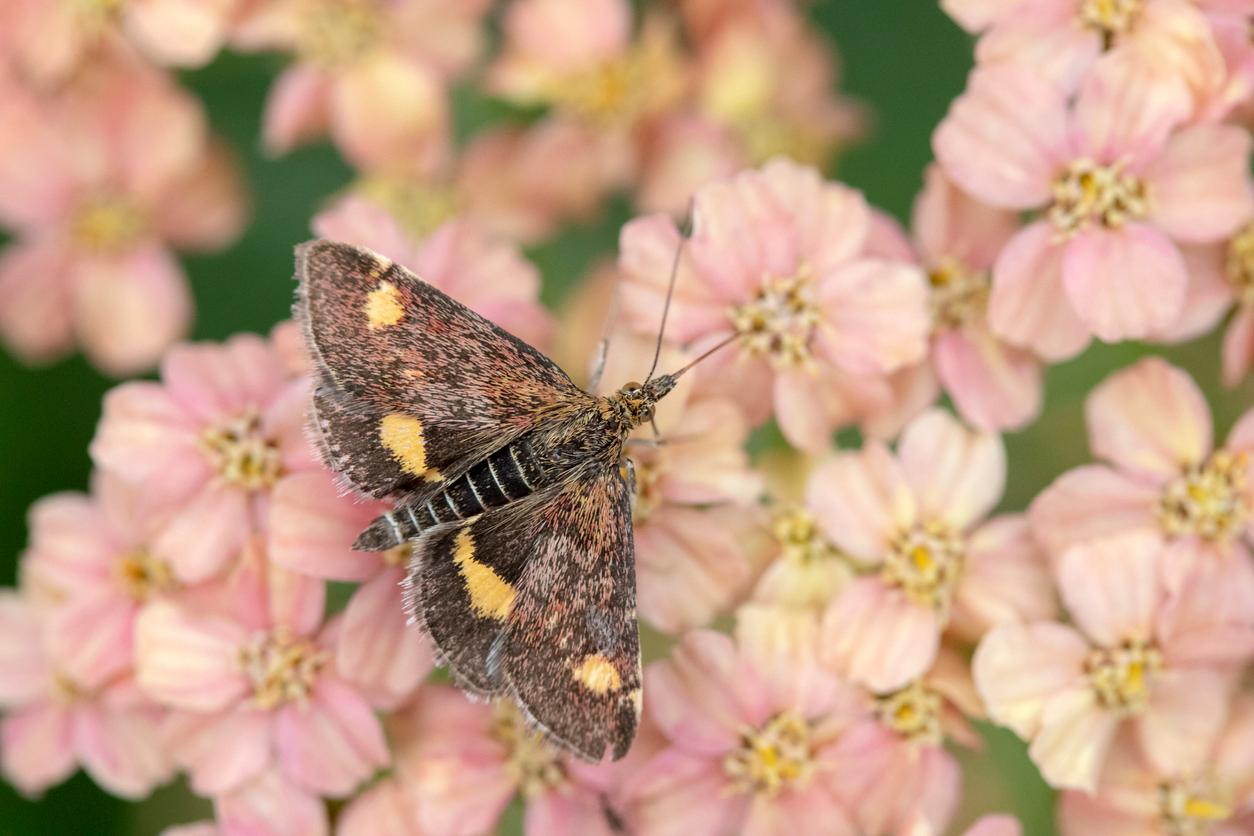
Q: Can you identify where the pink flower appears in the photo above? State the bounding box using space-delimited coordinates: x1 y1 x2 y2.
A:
619 158 931 451
133 542 389 803
1058 695 1254 835
233 0 490 169
0 591 172 798
91 334 315 583
268 470 434 709
1029 358 1254 577
973 532 1254 792
973 0 1226 102
378 684 643 835
870 165 1042 431
311 196 554 348
5 0 240 82
622 630 861 836
934 55 1254 347
0 60 246 374
813 408 1055 692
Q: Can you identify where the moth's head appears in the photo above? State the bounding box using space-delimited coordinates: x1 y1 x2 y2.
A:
614 375 676 428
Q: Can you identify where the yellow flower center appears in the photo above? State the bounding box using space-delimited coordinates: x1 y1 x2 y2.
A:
1225 222 1254 307
875 680 944 746
728 268 821 370
723 711 814 798
882 521 966 613
296 0 382 66
357 177 460 241
1086 640 1161 714
772 507 842 566
1158 451 1250 543
489 701 566 798
67 0 125 31
928 258 990 332
1079 0 1143 40
51 672 86 705
238 627 327 710
115 549 175 602
1049 159 1149 238
548 37 676 128
733 116 829 169
70 193 146 254
199 412 283 490
1159 775 1233 836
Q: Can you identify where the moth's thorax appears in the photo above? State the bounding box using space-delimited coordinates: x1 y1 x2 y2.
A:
603 375 677 431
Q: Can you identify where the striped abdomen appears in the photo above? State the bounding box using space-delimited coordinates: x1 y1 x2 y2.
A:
358 438 545 550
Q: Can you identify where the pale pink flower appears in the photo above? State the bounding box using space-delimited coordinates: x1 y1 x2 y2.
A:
311 196 553 348
619 158 931 451
158 768 332 836
973 532 1253 792
0 592 172 798
233 0 490 170
1058 695 1254 836
940 0 1023 32
973 0 1226 102
20 474 178 689
383 684 643 835
5 0 240 83
869 165 1042 431
813 408 1055 692
635 114 744 218
91 334 316 583
934 55 1254 347
268 470 434 709
0 60 246 374
134 542 389 803
621 630 861 836
1029 358 1254 579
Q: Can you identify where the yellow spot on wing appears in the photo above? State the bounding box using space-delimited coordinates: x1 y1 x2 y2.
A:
379 414 440 478
365 280 404 329
572 653 622 694
453 528 516 620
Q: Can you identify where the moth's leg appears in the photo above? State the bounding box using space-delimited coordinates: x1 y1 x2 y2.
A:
619 455 637 496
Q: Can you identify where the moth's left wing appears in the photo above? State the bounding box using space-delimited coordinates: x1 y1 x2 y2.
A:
405 465 641 760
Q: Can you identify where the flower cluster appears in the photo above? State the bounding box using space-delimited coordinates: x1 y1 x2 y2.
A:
1 1 1253 835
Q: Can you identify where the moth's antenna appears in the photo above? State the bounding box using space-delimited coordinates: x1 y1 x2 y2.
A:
668 331 742 380
645 203 694 382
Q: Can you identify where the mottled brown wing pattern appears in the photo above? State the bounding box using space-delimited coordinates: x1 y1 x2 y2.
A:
404 466 640 761
296 240 585 495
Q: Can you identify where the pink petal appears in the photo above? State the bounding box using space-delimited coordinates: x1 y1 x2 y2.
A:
263 67 332 155
0 239 74 364
1061 225 1188 342
1143 124 1254 244
898 407 1005 530
329 54 447 170
1 702 75 796
337 777 422 836
973 622 1089 738
525 788 616 836
22 491 117 601
773 367 895 454
0 593 50 707
1031 687 1120 792
743 784 858 836
806 444 914 561
1085 356 1212 479
1156 544 1254 667
265 556 326 638
150 483 251 584
269 473 383 582
932 64 1069 209
1156 243 1237 343
988 222 1091 361
953 515 1056 641
156 140 248 251
90 382 203 492
164 708 271 796
1027 465 1159 558
72 246 193 376
1222 305 1254 387
72 699 173 798
134 601 249 712
1056 533 1163 647
622 749 744 836
756 158 870 275
934 328 1042 431
161 333 287 422
0 80 76 228
1073 50 1190 167
214 768 329 836
814 259 931 375
46 590 134 691
820 577 940 692
274 676 389 796
618 213 724 343
963 814 1024 836
912 163 1019 270
311 194 422 269
1138 668 1231 777
335 568 434 709
124 0 228 67
861 361 942 441
939 0 1017 31
976 0 1102 93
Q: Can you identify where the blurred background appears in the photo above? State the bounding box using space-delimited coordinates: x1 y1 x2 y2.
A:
0 0 1249 833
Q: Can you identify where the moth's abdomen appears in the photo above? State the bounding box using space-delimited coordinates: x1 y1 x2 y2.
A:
353 438 544 550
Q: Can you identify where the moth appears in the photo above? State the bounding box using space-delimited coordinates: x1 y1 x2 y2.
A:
295 239 723 760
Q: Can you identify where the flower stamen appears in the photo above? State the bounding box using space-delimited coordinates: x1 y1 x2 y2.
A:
1085 640 1161 714
728 267 821 370
238 627 326 710
1049 159 1148 238
1158 451 1250 543
1079 0 1143 41
1225 222 1254 307
296 0 382 66
882 520 965 613
71 193 146 253
928 257 990 332
723 711 814 797
115 549 175 602
1158 775 1233 836
875 680 944 746
489 701 566 798
200 411 283 490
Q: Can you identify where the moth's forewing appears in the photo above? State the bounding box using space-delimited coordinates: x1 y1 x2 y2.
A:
296 240 585 494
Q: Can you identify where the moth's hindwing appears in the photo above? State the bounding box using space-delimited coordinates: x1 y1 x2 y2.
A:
406 467 641 760
296 240 586 497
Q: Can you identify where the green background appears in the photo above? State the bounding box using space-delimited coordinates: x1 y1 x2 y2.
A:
1 1 1249 833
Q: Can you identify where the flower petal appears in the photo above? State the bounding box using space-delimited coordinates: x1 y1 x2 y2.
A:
164 708 271 796
134 601 249 712
807 445 914 562
0 239 74 365
215 768 329 836
1056 533 1162 647
898 408 1005 530
814 259 930 376
274 676 389 797
953 515 1056 641
336 569 434 709
329 54 447 170
1144 124 1254 244
934 328 1042 432
1073 50 1189 167
1137 668 1231 777
820 577 939 692
1030 687 1119 792
973 622 1089 738
989 221 1091 361
73 699 173 799
1027 465 1159 558
1 702 75 796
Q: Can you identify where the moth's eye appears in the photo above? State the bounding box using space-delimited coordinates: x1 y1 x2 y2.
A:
623 380 642 392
